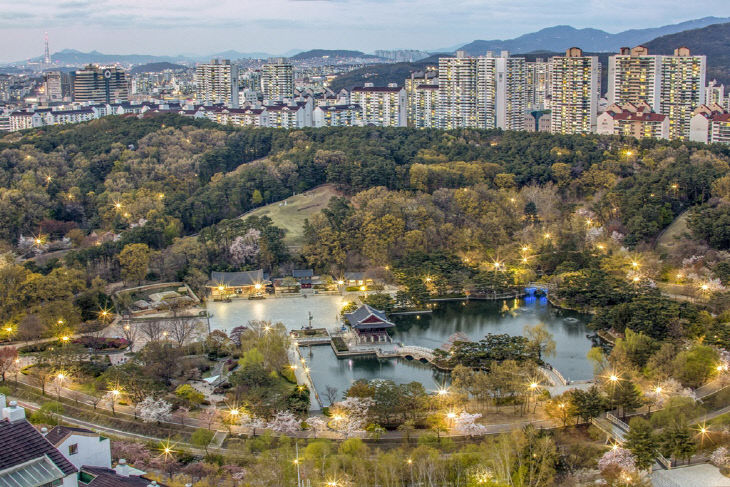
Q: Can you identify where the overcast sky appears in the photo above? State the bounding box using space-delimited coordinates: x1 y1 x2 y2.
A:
0 0 728 62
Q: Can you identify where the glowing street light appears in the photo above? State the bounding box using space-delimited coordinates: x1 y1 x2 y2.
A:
61 336 70 342
543 233 551 240
609 374 619 383
337 280 344 285
254 283 262 290
446 412 457 420
631 261 639 269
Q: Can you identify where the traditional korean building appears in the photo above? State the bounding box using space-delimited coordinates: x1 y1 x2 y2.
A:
344 304 395 343
208 270 265 299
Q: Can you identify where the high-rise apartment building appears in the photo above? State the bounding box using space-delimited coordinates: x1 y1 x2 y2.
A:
72 65 129 103
405 70 437 126
413 83 439 129
196 59 239 107
437 51 480 129
44 71 64 101
490 52 527 131
349 83 407 127
608 46 705 140
659 47 706 140
706 80 726 109
526 59 551 110
261 58 294 102
437 51 526 131
550 47 599 134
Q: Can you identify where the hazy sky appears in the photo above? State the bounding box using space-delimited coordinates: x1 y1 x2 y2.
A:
1 0 728 62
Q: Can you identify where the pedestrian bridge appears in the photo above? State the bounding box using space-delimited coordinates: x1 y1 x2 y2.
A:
395 345 436 363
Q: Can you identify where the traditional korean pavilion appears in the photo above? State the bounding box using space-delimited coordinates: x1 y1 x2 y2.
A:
344 304 395 343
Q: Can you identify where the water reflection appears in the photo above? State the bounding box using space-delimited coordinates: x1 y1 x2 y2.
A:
207 295 595 399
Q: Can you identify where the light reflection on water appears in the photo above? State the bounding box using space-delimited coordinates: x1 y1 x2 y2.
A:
206 295 595 399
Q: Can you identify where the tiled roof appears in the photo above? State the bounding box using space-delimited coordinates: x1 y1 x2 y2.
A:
45 425 95 446
608 111 666 122
345 304 395 329
351 86 402 93
0 418 77 476
292 269 314 278
210 270 264 287
81 466 161 486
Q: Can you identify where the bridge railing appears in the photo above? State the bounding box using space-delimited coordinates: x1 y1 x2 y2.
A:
606 413 629 432
656 452 672 470
396 346 436 360
590 417 619 441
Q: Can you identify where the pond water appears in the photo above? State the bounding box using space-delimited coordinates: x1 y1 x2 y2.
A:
207 294 595 400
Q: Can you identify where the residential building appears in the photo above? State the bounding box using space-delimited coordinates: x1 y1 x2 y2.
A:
405 70 437 126
608 46 705 140
437 50 526 131
608 46 660 110
412 83 439 128
550 47 600 134
73 65 129 103
44 71 65 101
437 51 480 129
597 101 669 139
689 104 730 144
526 58 551 110
196 59 239 107
350 84 407 127
659 47 706 140
45 425 112 470
525 110 551 132
0 397 78 487
705 80 725 108
313 104 362 127
261 58 294 102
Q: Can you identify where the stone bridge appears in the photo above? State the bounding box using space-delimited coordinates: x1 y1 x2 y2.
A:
395 345 436 363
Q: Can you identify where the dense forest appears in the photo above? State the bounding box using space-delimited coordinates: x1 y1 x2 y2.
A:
2 115 730 345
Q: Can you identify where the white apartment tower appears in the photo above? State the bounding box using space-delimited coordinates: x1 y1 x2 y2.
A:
437 50 526 131
196 59 239 107
608 46 705 140
527 59 551 110
262 58 294 102
550 47 599 134
659 47 706 140
349 83 407 127
437 51 480 129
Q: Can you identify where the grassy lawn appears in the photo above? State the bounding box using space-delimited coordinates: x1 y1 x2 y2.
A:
656 210 690 253
241 184 342 248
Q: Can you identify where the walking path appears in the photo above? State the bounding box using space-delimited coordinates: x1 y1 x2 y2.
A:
287 343 322 410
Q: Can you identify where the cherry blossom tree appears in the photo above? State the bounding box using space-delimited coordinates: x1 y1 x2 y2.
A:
229 229 261 265
647 378 696 409
267 411 302 435
452 411 487 436
598 447 637 474
330 397 374 438
306 416 329 437
137 396 172 423
711 447 729 468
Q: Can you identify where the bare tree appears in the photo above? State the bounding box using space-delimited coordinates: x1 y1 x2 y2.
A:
138 319 164 342
116 320 140 349
325 385 339 406
168 318 205 348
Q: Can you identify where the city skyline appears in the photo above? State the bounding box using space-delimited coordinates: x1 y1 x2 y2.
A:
1 1 729 63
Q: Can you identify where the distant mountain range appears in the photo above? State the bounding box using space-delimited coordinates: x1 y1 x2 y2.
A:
290 49 380 61
456 16 730 55
130 62 188 74
330 21 730 92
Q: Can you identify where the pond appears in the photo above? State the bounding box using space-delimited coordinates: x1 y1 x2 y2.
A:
206 294 596 401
